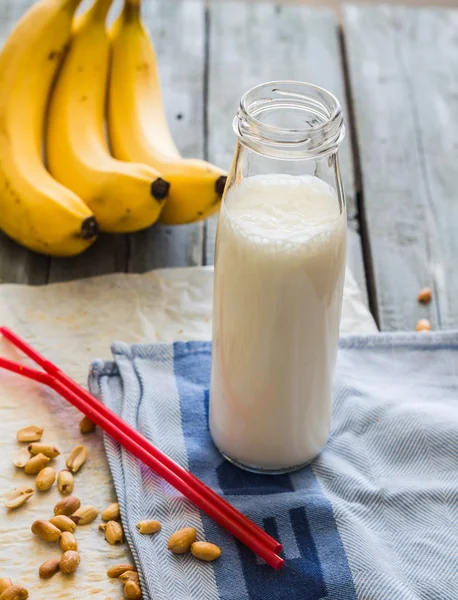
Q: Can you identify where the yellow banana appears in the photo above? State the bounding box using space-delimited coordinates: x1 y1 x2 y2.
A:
108 0 227 226
0 0 98 256
46 0 170 234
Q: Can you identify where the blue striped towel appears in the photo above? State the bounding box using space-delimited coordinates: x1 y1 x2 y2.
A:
89 332 458 600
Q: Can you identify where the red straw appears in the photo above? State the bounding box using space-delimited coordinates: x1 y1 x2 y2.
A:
0 328 284 569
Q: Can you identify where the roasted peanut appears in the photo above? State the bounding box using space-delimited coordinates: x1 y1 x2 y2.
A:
66 445 88 473
28 443 60 459
136 520 161 535
16 425 43 443
4 486 34 509
60 531 78 552
191 541 222 562
106 564 136 578
71 505 98 525
54 496 80 516
416 318 432 332
98 523 107 532
31 520 62 542
105 520 123 545
24 453 50 475
60 551 80 574
0 578 13 594
417 287 432 304
0 584 28 600
57 470 74 495
167 527 197 554
35 467 56 491
79 416 96 434
120 571 139 584
49 515 76 533
13 448 30 468
39 558 60 579
101 502 120 522
124 580 142 600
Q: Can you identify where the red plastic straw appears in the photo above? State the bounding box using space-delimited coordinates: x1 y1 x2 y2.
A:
0 328 284 569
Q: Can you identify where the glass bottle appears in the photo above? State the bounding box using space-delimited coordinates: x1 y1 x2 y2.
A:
209 81 347 474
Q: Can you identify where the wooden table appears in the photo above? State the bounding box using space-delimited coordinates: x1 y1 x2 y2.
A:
1 0 455 332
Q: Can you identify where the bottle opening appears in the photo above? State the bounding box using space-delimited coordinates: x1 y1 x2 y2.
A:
235 81 345 160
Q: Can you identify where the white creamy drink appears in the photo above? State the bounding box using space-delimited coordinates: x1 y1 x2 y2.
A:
210 173 346 472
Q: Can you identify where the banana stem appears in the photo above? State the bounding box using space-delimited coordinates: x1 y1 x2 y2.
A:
89 0 114 20
124 0 142 19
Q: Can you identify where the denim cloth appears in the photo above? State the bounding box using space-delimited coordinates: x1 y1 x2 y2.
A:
89 332 458 600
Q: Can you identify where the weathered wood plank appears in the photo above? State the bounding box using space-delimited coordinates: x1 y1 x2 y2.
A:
344 4 458 330
0 0 49 284
205 2 368 308
127 0 205 272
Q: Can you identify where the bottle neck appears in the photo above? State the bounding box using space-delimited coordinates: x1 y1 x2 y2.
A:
234 81 345 160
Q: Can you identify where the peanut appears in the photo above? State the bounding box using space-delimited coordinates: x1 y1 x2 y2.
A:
54 496 80 516
31 520 62 542
35 467 56 491
167 527 197 554
79 416 96 434
191 541 222 562
105 520 123 545
57 470 74 495
0 584 28 600
101 502 120 521
49 515 76 533
4 486 34 509
136 520 161 535
0 578 13 594
28 443 60 459
60 551 80 575
120 571 139 584
98 523 107 532
66 445 88 473
60 531 78 552
16 425 43 443
24 453 50 475
416 318 431 332
106 564 136 578
13 448 30 468
124 580 142 600
38 558 60 580
417 287 432 304
71 505 98 525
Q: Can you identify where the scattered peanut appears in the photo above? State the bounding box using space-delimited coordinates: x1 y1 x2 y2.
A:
31 520 62 542
66 445 88 473
136 520 161 535
102 502 120 522
13 448 30 468
49 515 77 532
0 584 28 600
60 531 78 552
38 558 60 580
167 527 197 554
35 467 56 491
98 523 107 532
57 470 74 495
124 580 142 600
106 564 136 578
28 443 60 459
0 578 13 594
417 287 432 304
120 571 139 584
71 505 98 525
416 318 431 332
16 425 43 443
79 416 96 434
105 520 123 545
60 550 80 575
191 541 222 562
24 453 50 475
54 496 80 516
4 486 34 509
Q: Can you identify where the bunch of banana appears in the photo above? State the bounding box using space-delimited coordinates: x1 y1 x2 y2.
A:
108 0 227 225
0 0 98 256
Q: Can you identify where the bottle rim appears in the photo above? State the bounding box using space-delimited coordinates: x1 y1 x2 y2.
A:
234 80 345 160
